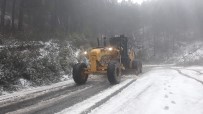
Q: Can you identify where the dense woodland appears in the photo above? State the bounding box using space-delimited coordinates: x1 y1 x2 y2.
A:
0 0 203 39
0 0 203 60
0 0 203 90
0 0 202 47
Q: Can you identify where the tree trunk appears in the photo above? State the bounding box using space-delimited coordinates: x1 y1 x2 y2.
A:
172 34 175 54
53 0 58 28
11 0 16 32
0 0 7 33
18 0 25 30
50 0 56 29
153 34 156 56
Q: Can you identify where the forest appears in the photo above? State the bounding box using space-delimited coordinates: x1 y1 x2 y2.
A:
0 0 202 39
1 0 203 56
0 0 203 90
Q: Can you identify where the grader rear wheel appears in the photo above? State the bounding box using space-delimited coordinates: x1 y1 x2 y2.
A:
139 61 143 73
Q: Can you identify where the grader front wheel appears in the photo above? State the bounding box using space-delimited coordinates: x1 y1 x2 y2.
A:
107 61 121 85
73 63 88 85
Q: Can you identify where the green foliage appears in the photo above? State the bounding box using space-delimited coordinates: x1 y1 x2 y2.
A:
0 40 78 91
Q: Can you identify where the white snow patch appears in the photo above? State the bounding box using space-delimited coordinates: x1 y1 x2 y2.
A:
18 78 32 88
60 75 71 81
179 69 203 82
186 66 203 71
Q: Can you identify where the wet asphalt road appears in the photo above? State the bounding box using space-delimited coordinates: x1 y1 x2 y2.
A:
1 66 152 114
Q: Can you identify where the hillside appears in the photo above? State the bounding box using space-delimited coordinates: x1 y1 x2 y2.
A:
167 41 203 65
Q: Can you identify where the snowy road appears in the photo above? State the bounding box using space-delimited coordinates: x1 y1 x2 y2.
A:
1 65 203 114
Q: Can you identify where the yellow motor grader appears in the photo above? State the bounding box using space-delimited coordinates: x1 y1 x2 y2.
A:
73 35 142 85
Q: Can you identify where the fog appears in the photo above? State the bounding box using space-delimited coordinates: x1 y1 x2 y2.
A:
0 0 203 63
0 0 203 109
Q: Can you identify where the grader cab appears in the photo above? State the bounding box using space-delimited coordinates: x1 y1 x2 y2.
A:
73 35 142 85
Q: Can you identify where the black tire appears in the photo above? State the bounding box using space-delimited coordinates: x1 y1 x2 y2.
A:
139 61 143 73
73 63 88 85
132 60 138 69
132 60 138 75
132 60 142 75
107 61 121 84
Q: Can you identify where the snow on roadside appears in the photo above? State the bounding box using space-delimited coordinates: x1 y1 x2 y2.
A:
57 79 134 114
186 66 203 74
186 66 203 71
144 64 174 67
170 66 203 82
179 69 203 82
0 80 74 107
89 68 203 114
167 42 203 65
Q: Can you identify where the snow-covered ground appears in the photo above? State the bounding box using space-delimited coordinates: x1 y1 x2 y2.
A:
57 79 134 114
1 65 203 114
59 66 203 114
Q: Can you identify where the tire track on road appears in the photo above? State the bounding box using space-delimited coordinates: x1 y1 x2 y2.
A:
0 81 101 114
35 81 110 114
173 69 203 85
82 80 135 114
86 83 152 114
56 79 134 114
6 86 92 114
0 82 74 106
187 69 203 75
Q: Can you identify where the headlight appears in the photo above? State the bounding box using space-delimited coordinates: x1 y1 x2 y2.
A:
83 51 87 55
108 47 113 51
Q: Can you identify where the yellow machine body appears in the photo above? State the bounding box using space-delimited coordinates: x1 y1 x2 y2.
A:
84 47 120 74
84 47 135 74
